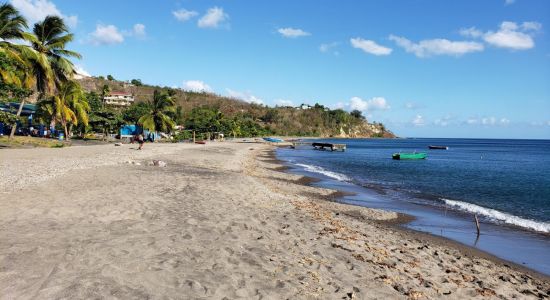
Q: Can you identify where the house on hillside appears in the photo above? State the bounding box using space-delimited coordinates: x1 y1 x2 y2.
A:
103 92 135 107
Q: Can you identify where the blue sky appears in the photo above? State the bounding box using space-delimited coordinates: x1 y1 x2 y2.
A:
10 0 550 138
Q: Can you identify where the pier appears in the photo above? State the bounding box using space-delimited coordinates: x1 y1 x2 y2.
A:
291 142 346 151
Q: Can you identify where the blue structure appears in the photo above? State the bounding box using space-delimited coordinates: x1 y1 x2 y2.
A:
120 124 161 141
120 124 139 137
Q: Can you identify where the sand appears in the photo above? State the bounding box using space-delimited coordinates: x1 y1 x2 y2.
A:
0 142 549 299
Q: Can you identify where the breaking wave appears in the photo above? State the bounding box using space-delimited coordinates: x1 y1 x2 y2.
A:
443 198 550 233
295 163 351 182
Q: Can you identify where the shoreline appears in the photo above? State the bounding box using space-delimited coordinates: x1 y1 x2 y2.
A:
267 147 550 281
1 142 549 298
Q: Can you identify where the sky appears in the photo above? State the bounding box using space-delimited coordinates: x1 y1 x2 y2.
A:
9 0 550 139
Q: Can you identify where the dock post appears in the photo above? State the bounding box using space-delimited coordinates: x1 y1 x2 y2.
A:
474 214 480 236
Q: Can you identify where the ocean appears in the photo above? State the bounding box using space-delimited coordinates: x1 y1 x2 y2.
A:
276 138 550 274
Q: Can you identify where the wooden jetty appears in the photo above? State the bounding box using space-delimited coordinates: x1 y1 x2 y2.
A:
312 142 346 151
290 141 346 151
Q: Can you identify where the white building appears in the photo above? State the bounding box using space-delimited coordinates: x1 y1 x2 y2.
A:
103 92 135 107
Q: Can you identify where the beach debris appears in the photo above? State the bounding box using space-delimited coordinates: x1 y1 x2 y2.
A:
148 160 167 167
125 160 141 166
114 142 122 146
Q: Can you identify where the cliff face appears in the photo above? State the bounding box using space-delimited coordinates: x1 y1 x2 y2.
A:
77 76 395 138
335 122 395 138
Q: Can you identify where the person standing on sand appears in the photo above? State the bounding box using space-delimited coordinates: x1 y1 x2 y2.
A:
137 133 144 150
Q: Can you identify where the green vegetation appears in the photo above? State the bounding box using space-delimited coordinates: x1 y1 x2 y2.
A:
1 3 82 139
0 135 66 148
1 3 393 141
138 90 176 132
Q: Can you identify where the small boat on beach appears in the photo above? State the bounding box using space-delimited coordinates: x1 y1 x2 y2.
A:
428 145 449 150
263 137 284 143
195 141 206 144
392 152 427 160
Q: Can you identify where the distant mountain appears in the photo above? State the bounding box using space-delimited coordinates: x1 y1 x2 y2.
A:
77 76 395 138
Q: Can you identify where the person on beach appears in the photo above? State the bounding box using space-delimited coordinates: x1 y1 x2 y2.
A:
137 133 144 150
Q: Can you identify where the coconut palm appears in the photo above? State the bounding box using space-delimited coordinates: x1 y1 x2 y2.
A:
36 81 89 140
138 90 176 133
0 3 39 138
0 3 26 38
28 15 81 95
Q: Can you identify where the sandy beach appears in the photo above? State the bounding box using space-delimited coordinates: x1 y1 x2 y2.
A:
1 142 549 299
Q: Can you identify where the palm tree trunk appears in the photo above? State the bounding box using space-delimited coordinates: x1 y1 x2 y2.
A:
63 122 69 141
8 99 25 139
68 123 73 141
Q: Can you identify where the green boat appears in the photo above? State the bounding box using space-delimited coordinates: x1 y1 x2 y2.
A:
392 152 427 160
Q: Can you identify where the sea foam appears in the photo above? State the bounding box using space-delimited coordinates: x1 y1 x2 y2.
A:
295 163 351 182
443 198 550 233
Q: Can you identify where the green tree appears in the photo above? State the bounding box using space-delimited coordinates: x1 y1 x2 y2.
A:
185 107 222 134
122 102 150 124
86 91 102 112
107 74 114 81
350 109 365 120
0 3 38 138
36 81 89 139
29 16 80 95
88 109 123 140
130 79 142 86
138 90 176 133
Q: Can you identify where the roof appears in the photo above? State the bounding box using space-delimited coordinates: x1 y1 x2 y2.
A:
0 102 37 116
108 92 133 96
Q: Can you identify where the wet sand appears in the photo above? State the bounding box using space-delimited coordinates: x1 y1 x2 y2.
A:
0 142 549 299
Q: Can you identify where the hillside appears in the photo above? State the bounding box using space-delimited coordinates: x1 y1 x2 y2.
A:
77 76 395 138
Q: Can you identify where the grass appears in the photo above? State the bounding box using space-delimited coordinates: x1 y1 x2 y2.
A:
0 136 69 148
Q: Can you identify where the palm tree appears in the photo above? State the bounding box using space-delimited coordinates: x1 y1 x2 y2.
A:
0 3 38 138
8 15 81 138
36 81 89 140
138 90 176 133
29 15 81 96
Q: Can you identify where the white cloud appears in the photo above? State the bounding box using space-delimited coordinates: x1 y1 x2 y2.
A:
504 0 515 5
483 21 539 50
404 102 425 110
459 27 483 38
466 116 511 126
89 24 124 45
332 102 345 110
319 42 340 55
433 115 454 127
350 38 392 56
500 118 510 125
275 99 293 106
73 65 90 79
226 89 264 105
389 35 484 57
349 96 390 112
521 21 542 31
198 7 229 29
412 115 425 127
173 9 198 22
183 80 212 92
132 23 146 38
11 0 78 27
278 27 310 38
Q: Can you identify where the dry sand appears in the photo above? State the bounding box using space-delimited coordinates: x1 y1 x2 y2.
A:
0 142 549 299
